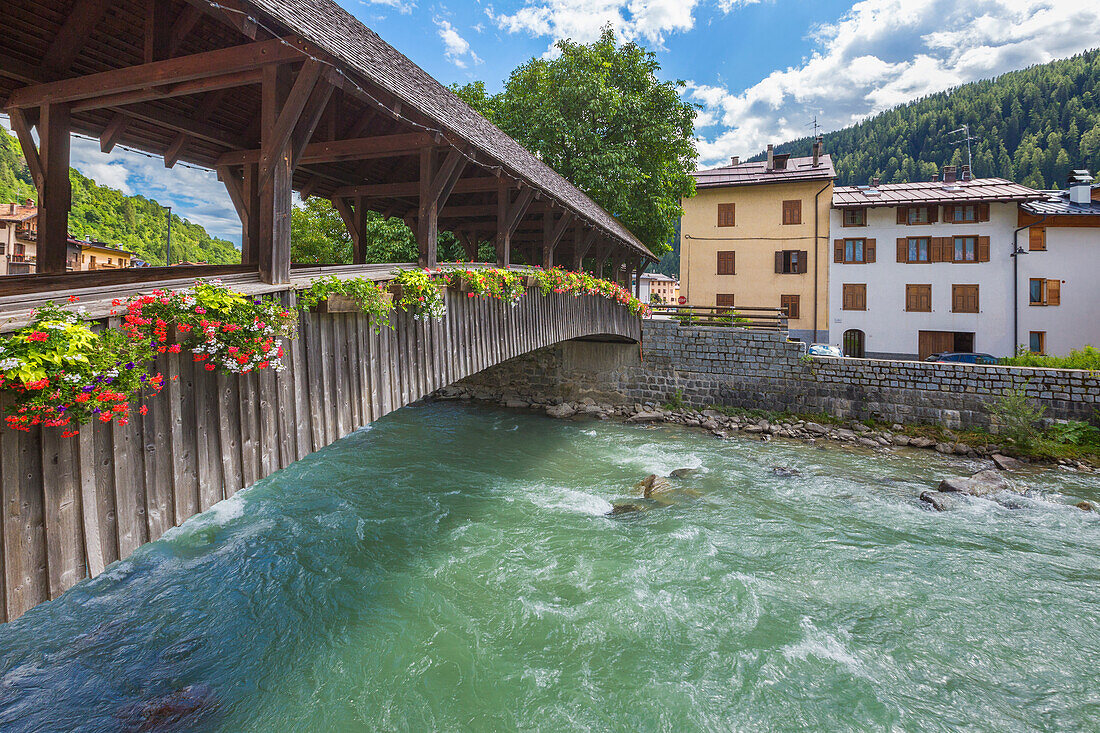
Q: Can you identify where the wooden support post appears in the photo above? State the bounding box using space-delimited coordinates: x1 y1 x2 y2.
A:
37 103 73 275
241 163 259 265
259 65 292 284
542 210 573 269
332 196 367 264
572 225 597 271
461 232 479 261
417 147 438 269
635 256 645 298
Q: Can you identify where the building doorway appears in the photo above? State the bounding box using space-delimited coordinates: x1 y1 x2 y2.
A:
918 331 974 360
842 329 865 358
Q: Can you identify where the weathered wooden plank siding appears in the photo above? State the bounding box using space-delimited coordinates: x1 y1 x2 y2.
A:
0 287 639 622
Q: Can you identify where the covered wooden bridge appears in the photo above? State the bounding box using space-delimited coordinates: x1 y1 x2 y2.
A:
0 0 655 622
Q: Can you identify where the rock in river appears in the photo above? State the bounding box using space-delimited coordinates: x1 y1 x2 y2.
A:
920 491 958 512
938 469 1013 497
545 403 576 419
992 453 1024 471
118 684 218 732
635 473 674 498
771 466 802 478
669 468 697 479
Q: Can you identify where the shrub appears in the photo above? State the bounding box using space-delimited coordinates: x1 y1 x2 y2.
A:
392 268 447 320
1001 345 1100 370
441 267 526 304
991 385 1046 449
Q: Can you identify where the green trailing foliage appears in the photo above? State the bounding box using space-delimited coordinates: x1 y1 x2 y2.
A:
756 49 1100 189
0 127 239 265
297 275 393 330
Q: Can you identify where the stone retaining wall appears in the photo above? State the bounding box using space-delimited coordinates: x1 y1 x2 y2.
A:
458 320 1100 429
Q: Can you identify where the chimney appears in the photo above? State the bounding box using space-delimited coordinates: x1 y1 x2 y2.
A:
1069 182 1092 205
871 177 880 187
7 203 15 216
25 198 34 207
943 166 957 184
812 136 823 167
766 144 774 171
960 164 971 182
730 156 740 166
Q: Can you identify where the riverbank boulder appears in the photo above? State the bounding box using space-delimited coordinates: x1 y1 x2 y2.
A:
920 491 959 511
938 469 1013 497
992 454 1024 471
545 403 576 419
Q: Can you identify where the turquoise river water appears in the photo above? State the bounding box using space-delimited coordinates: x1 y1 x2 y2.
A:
1 402 1099 731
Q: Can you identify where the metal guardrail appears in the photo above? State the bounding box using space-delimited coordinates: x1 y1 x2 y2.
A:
647 304 788 331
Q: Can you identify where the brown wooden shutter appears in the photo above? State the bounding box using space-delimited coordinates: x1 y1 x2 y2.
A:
930 238 942 262
798 251 809 273
775 251 785 273
943 204 955 222
978 203 990 222
834 240 844 263
717 250 735 275
897 237 908 263
1046 279 1060 306
927 205 939 223
865 239 876 263
977 236 990 262
896 206 907 225
717 203 735 227
716 293 736 307
1029 227 1046 251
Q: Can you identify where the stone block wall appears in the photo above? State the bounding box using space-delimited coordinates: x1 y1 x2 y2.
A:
458 320 1100 428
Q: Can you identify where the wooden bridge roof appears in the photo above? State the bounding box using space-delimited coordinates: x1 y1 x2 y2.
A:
0 0 653 262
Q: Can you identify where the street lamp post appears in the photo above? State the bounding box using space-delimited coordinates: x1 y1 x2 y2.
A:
165 206 172 266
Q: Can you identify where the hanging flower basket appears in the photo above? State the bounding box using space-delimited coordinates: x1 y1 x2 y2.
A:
524 274 539 288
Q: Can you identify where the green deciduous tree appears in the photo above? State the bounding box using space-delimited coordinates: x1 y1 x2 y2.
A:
454 27 697 256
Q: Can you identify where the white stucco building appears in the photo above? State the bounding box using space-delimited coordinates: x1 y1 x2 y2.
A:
1017 173 1100 356
633 272 680 304
828 168 1045 359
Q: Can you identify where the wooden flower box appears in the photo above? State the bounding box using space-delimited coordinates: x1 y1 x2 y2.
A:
388 282 445 302
311 294 361 313
524 274 539 288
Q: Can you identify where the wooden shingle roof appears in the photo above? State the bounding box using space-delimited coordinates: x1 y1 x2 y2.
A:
692 155 835 189
245 0 654 259
832 178 1045 208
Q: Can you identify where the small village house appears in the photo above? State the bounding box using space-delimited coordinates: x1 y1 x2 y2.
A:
74 237 135 270
1016 171 1100 356
633 272 679 303
829 166 1045 359
0 200 39 275
680 139 834 343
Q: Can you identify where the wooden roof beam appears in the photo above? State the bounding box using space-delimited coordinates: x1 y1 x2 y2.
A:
6 38 304 110
42 0 113 75
215 132 438 167
69 68 264 113
333 176 517 199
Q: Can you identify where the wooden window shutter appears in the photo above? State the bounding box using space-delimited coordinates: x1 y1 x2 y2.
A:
977 236 990 262
934 237 950 262
978 203 990 222
1046 279 1060 306
943 204 955 222
905 284 931 312
864 239 876 263
717 203 735 227
834 240 844 263
1029 227 1046 251
897 237 908 263
774 250 784 273
896 206 907 225
717 250 735 275
798 250 809 273
716 293 736 307
927 205 939 223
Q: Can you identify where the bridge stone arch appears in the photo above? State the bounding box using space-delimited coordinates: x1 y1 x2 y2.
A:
0 286 639 622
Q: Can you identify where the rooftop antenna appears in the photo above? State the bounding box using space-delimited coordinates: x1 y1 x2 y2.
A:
947 125 977 173
808 116 821 139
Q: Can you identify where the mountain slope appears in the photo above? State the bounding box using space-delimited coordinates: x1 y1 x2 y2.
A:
0 127 240 265
751 49 1100 188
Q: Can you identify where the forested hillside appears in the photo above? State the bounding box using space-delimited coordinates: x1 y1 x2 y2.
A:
0 127 239 265
752 49 1100 188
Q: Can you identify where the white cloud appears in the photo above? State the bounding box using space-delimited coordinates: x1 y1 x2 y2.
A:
488 0 707 47
358 0 416 14
687 0 1100 166
436 19 483 68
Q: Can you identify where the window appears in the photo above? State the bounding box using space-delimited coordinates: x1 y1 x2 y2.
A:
1029 331 1046 354
905 237 930 263
842 284 866 311
716 293 736 307
835 239 876 264
905 284 932 312
952 204 976 222
782 200 802 225
1029 278 1061 306
953 236 977 262
716 250 736 275
777 249 808 273
1029 227 1046 251
843 208 866 227
717 203 735 227
951 284 979 313
907 206 933 224
780 294 800 320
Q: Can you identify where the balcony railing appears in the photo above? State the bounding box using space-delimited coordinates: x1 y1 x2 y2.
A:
647 304 789 331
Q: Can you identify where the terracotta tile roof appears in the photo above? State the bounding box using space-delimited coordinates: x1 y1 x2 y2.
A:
246 0 653 259
692 155 835 189
832 178 1045 208
0 205 38 224
1021 189 1100 217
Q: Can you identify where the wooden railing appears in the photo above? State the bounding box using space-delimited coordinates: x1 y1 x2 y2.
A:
647 304 788 331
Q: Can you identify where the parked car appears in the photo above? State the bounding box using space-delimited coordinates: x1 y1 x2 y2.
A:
808 343 843 357
926 352 999 365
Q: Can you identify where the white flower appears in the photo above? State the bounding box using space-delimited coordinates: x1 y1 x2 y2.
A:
0 357 20 370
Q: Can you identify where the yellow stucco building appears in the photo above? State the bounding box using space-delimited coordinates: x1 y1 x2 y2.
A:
680 141 834 342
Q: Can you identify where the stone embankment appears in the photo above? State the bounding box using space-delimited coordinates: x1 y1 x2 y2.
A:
433 384 1096 473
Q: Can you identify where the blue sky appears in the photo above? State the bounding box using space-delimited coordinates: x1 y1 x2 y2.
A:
16 0 1100 245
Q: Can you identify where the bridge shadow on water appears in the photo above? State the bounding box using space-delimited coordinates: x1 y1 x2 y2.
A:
0 400 578 732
